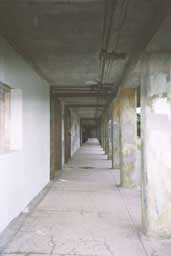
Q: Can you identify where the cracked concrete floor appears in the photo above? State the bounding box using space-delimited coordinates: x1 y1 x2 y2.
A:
1 139 171 256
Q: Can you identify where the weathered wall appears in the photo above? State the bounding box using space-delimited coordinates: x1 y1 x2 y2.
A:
70 109 80 156
0 36 50 233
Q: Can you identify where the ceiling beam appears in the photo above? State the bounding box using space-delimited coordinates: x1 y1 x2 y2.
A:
66 104 105 108
119 12 167 88
117 1 170 90
0 0 103 7
51 83 114 88
52 88 113 93
81 118 99 121
103 0 171 114
54 93 111 97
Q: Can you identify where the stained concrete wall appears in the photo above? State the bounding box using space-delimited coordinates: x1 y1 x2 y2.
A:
0 36 50 233
70 109 80 156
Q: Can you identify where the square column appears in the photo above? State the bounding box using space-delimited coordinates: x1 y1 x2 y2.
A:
101 116 104 150
112 99 120 169
108 109 112 160
104 114 107 154
105 114 110 159
108 119 112 160
119 88 137 187
141 53 171 238
100 119 102 146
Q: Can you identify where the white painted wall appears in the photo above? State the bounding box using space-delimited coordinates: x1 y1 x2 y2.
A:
70 110 80 156
0 36 50 233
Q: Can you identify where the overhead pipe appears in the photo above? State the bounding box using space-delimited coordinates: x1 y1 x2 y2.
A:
99 0 118 83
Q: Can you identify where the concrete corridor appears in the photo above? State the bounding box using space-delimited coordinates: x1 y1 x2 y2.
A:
1 139 171 256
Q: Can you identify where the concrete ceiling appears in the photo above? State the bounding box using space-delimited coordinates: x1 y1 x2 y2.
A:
0 0 103 86
0 0 170 118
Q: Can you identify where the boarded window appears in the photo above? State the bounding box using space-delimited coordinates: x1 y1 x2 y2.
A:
0 83 11 153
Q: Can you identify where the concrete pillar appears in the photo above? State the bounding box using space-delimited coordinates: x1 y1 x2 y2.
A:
101 116 105 150
111 109 114 166
104 113 110 158
61 101 65 167
99 119 103 146
104 115 107 154
108 114 112 160
80 121 82 146
103 117 105 151
111 99 120 169
108 118 112 160
101 118 105 149
97 119 101 143
119 88 137 187
100 119 102 146
50 91 57 179
108 108 112 160
50 94 63 179
107 112 111 160
107 120 111 160
141 53 171 238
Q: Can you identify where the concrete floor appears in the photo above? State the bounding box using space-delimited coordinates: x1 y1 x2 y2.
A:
1 139 171 256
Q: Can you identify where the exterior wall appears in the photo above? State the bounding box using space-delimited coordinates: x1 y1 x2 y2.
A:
0 36 50 233
70 109 80 156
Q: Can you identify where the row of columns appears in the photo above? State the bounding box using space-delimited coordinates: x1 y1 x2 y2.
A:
100 88 137 187
99 53 171 238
